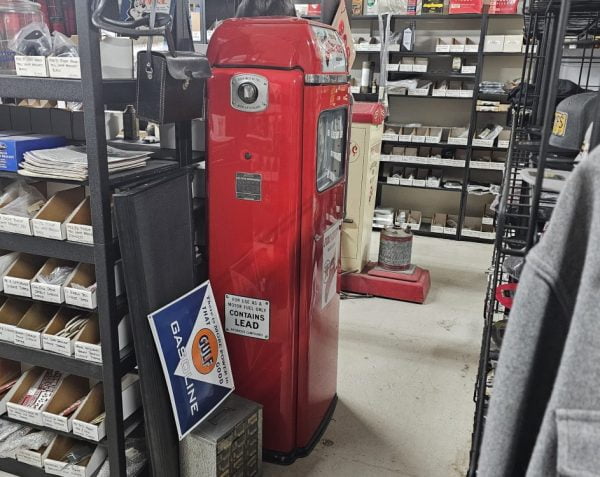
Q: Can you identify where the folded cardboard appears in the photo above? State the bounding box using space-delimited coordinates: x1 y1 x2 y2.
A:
74 316 131 364
4 254 47 298
64 264 97 309
43 435 107 477
32 188 86 241
15 56 49 77
42 309 86 357
42 375 89 433
0 134 65 172
431 213 447 234
72 375 141 442
7 367 58 426
31 258 77 304
14 303 58 349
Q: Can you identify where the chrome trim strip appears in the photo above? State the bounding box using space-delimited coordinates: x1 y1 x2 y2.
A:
305 74 351 85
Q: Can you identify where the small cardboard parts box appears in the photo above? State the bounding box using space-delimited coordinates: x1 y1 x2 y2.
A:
44 435 107 477
0 358 22 414
14 56 49 77
74 316 131 364
7 367 61 426
431 213 447 234
73 375 141 442
14 302 58 350
32 188 86 241
31 258 77 304
42 374 90 433
43 309 89 357
0 299 31 343
63 263 97 309
4 253 47 298
16 431 47 468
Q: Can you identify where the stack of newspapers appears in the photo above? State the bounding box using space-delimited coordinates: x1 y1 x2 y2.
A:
19 145 151 181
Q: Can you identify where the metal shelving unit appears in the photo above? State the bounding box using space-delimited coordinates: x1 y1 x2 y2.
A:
374 11 522 243
468 0 600 473
0 1 194 476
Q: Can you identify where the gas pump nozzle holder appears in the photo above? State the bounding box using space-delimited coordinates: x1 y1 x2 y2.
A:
207 17 350 463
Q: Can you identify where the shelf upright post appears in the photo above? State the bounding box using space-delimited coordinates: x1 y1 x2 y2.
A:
75 1 126 476
457 12 489 240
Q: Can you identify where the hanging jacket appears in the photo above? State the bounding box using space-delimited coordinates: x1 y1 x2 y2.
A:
478 152 600 476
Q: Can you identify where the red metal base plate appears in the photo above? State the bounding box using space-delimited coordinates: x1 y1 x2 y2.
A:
342 262 431 304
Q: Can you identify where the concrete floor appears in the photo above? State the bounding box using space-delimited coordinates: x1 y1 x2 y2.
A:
263 233 492 477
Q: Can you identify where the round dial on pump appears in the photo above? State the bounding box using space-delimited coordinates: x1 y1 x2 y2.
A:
238 82 259 104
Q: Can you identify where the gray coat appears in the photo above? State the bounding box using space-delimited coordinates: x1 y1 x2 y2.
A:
478 155 600 476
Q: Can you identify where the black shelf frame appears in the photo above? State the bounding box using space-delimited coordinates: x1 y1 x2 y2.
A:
0 1 193 476
376 11 521 241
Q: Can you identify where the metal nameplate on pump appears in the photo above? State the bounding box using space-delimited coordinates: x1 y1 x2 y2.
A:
231 74 269 112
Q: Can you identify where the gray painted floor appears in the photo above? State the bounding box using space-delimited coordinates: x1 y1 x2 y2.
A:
263 234 492 477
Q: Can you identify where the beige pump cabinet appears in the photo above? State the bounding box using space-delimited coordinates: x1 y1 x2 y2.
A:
342 102 385 272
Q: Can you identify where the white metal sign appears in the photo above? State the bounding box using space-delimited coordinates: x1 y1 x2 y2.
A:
225 294 270 340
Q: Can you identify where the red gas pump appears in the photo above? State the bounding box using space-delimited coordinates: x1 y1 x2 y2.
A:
207 17 350 462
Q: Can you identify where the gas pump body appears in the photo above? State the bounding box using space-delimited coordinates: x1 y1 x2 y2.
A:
207 17 350 461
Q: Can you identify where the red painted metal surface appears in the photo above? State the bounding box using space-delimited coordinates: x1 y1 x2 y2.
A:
352 102 386 125
342 263 431 304
207 18 350 457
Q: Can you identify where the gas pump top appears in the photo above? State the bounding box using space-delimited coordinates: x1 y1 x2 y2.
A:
208 17 348 80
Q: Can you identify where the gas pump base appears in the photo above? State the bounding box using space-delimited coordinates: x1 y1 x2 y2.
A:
342 262 431 304
263 395 338 465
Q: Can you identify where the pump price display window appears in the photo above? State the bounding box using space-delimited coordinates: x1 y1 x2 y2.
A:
317 109 347 191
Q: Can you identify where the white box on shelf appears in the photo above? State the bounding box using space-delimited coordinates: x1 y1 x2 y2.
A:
31 258 77 304
32 188 86 241
42 374 90 433
74 316 131 364
0 251 19 292
382 131 399 141
426 127 443 143
0 360 23 414
386 176 400 185
436 37 452 53
448 128 469 145
444 215 459 235
15 56 49 77
3 254 46 298
431 213 447 234
388 44 400 52
450 37 466 53
472 137 494 148
411 128 428 143
413 58 428 72
7 367 61 426
464 37 480 53
497 129 511 149
0 299 30 342
397 127 413 142
47 57 81 79
72 375 141 442
407 210 422 231
460 86 474 98
42 308 89 357
16 444 46 468
64 263 97 309
14 303 56 350
44 436 107 477
408 82 431 96
0 214 33 235
503 35 523 52
484 35 505 52
399 57 414 72
386 63 400 72
462 217 483 238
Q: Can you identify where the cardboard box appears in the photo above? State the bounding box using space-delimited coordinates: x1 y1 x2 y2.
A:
431 213 447 234
386 63 400 72
426 127 443 143
352 0 363 15
0 359 23 414
411 128 428 143
386 176 401 185
74 316 131 364
484 35 505 52
462 216 482 237
382 128 399 142
446 81 463 98
0 251 19 292
413 169 428 187
43 309 88 357
432 82 447 97
16 430 50 468
460 83 474 98
64 264 97 309
4 254 46 298
427 169 443 188
448 127 469 145
72 375 141 442
399 57 414 72
42 375 89 433
450 37 466 53
481 223 496 240
30 259 77 304
436 37 452 53
413 57 428 72
14 303 58 349
7 367 60 426
404 147 418 162
47 57 81 80
407 210 422 231
15 56 49 77
408 81 431 97
398 127 413 142
445 214 459 235
464 37 480 53
43 435 107 477
503 35 523 52
401 167 415 186
395 209 410 227
0 134 65 172
0 299 31 342
32 188 86 241
497 129 511 149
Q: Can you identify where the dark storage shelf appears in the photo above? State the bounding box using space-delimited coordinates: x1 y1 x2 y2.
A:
353 92 380 102
0 75 136 103
0 341 136 380
382 138 508 150
387 93 474 100
0 233 95 263
0 458 48 477
353 13 523 20
378 180 460 192
389 51 479 57
388 71 477 80
0 291 128 316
